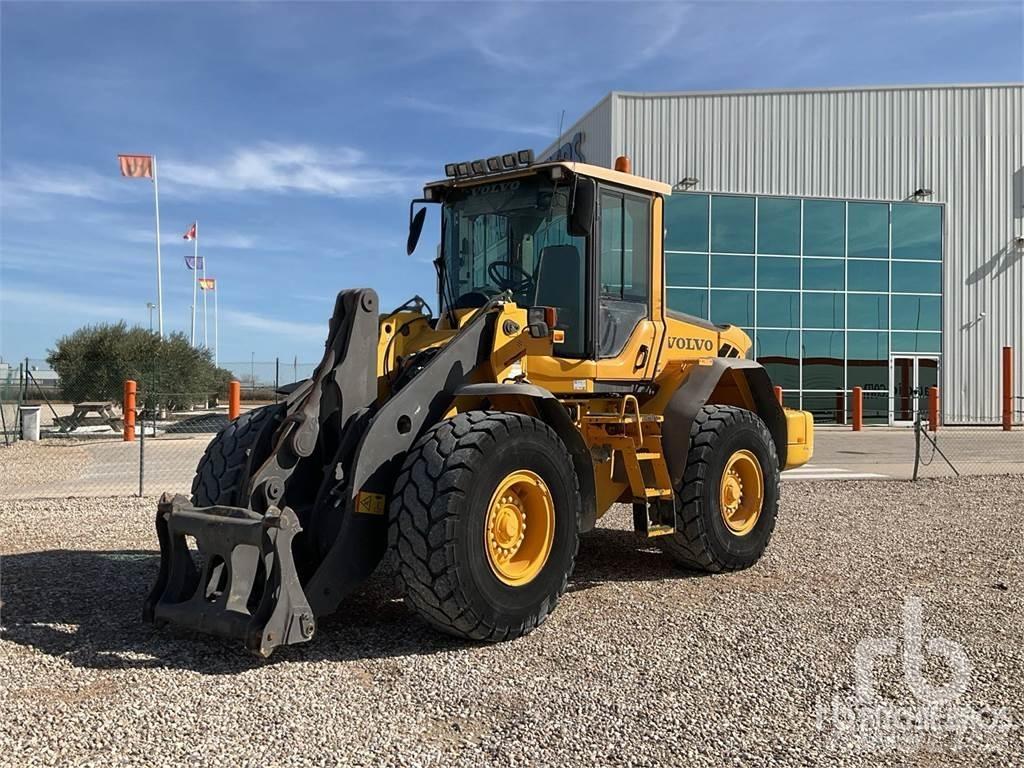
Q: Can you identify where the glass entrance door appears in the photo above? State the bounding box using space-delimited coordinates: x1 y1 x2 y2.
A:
889 356 939 425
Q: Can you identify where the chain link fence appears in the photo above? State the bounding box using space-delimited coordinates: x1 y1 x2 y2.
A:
0 358 316 499
2 356 1021 496
912 393 1024 479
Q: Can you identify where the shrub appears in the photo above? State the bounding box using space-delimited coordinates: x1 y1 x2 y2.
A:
47 322 233 410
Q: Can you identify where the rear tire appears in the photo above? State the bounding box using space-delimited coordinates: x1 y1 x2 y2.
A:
389 411 581 641
658 405 779 573
191 404 285 506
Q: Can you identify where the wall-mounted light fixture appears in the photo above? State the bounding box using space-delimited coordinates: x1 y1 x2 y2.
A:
673 177 699 191
911 187 933 200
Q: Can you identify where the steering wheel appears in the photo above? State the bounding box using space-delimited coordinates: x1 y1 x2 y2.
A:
487 260 534 293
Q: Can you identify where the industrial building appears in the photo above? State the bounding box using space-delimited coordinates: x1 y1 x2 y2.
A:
540 84 1023 424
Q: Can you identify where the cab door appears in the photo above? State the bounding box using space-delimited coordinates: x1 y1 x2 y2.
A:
595 186 658 382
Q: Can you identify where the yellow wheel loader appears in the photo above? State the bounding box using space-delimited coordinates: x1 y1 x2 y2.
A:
144 151 814 656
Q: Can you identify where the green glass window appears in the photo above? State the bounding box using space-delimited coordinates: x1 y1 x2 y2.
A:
755 329 799 389
756 290 799 328
892 295 941 331
847 202 889 258
757 256 799 289
847 331 889 393
710 196 755 253
802 331 844 390
599 190 623 290
892 332 941 353
892 203 942 260
803 258 845 290
848 293 888 329
803 200 845 257
664 193 709 253
665 253 708 287
757 198 800 255
667 288 709 318
892 261 941 293
803 292 844 329
711 254 754 288
847 258 889 292
710 290 754 326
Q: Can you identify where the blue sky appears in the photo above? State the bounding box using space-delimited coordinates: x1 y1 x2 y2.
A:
2 1 1022 369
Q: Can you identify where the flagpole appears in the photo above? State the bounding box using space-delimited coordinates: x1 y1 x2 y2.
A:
190 222 198 346
214 282 219 367
202 243 209 349
152 156 164 338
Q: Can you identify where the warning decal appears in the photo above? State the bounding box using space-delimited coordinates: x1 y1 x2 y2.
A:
355 492 387 515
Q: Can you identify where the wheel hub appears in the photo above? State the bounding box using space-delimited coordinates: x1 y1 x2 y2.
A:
719 449 764 536
721 471 743 514
484 470 555 586
488 495 527 559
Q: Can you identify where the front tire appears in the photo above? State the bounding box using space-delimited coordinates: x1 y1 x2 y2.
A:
658 405 780 572
389 411 581 641
191 404 284 506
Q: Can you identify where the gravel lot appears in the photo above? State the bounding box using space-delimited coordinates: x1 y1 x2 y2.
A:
1 477 1021 766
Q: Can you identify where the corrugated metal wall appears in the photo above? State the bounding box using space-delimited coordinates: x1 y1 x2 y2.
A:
546 85 1024 422
539 94 614 169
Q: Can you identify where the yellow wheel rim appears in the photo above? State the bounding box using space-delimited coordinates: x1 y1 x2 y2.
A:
484 470 555 586
719 449 764 536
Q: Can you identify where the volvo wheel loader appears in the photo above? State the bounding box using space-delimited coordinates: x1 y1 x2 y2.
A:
144 150 814 656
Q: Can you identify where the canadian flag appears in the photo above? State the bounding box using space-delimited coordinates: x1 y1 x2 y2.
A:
183 222 197 241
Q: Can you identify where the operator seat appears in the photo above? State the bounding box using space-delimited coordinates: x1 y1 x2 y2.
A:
533 244 583 353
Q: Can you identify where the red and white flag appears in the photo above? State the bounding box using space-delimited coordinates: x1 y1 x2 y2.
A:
198 278 216 291
117 154 153 178
183 222 196 241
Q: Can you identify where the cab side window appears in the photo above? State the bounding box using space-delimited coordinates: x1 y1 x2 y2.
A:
598 190 651 357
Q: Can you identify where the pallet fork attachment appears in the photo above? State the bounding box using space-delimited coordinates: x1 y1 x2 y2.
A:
144 493 315 657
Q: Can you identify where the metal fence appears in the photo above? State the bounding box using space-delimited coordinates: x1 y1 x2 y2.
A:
912 394 1024 480
1 358 1021 498
0 359 316 499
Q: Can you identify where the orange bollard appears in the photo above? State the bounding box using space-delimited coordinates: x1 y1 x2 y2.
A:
229 380 241 421
123 379 136 442
851 386 863 431
1003 346 1013 431
773 385 783 405
928 386 939 432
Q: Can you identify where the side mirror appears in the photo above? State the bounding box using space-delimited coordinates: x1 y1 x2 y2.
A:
568 177 596 237
407 207 427 256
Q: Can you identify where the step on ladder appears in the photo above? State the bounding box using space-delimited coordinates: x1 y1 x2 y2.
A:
584 395 677 537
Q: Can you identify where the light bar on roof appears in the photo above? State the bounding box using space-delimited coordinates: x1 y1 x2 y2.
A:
442 148 536 180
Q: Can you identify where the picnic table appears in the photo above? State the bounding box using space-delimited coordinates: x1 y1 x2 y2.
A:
55 401 124 433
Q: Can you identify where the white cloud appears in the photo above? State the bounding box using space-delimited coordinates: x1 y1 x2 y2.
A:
915 4 1018 23
121 228 259 250
0 283 140 321
160 143 418 198
220 308 326 340
396 96 555 139
1 164 124 219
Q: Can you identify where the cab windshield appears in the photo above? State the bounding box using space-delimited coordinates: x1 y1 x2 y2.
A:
441 173 586 355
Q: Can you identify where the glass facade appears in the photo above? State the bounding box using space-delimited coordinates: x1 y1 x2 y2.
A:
665 193 943 423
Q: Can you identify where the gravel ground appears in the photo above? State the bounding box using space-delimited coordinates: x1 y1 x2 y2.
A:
1 477 1021 767
0 440 93 498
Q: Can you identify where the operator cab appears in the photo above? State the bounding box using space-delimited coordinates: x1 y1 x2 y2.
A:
412 151 672 365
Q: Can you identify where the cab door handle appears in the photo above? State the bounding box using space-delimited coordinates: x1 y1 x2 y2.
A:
634 344 650 370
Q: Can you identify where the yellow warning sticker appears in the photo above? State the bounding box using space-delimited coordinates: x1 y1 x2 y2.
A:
356 492 386 515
